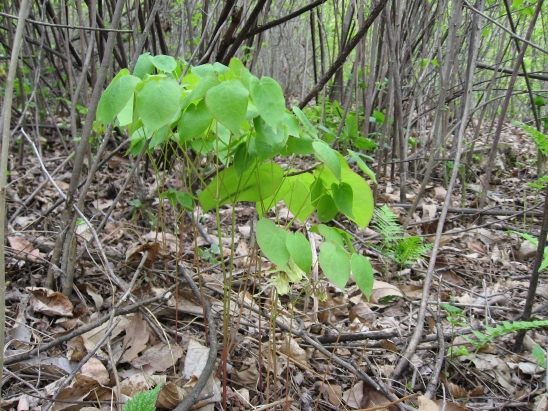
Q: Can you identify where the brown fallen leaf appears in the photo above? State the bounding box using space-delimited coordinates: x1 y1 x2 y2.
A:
319 383 343 407
81 357 110 385
183 338 210 379
8 235 41 261
370 281 403 304
156 383 186 409
120 312 150 363
279 335 308 365
131 342 183 373
418 395 439 411
27 287 73 317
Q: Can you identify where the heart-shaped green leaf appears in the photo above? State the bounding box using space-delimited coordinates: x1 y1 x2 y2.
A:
97 69 140 126
319 242 350 290
205 79 249 135
351 253 374 299
178 99 213 142
256 219 290 267
249 76 285 128
135 76 181 132
313 141 341 182
286 232 312 273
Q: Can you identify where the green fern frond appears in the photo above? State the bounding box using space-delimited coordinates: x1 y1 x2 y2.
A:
519 123 548 155
374 205 404 242
393 236 433 265
464 319 548 349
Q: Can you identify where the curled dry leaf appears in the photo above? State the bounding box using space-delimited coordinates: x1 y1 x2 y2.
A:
131 342 184 373
233 357 259 386
441 374 468 399
183 338 210 379
8 236 41 261
533 393 548 411
418 395 439 411
120 312 150 363
319 383 343 407
26 287 73 317
279 335 308 365
156 382 186 409
370 281 403 304
76 283 104 311
45 374 102 411
81 357 110 385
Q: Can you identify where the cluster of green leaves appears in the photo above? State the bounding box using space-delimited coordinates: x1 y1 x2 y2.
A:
373 205 432 267
95 53 377 297
256 219 374 299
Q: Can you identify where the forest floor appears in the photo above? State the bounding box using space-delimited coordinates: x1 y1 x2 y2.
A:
2 120 548 411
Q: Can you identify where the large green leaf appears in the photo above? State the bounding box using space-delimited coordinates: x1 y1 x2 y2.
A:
283 112 300 137
313 141 341 182
281 135 315 156
177 99 213 142
316 195 338 222
249 76 285 128
282 174 315 222
181 75 220 110
316 154 374 228
135 76 182 132
97 69 141 126
233 143 257 177
331 182 354 219
133 53 154 79
250 117 288 161
312 224 344 247
199 162 284 212
351 253 374 299
256 219 290 267
151 55 177 73
205 79 249 135
191 64 216 78
319 242 350 290
341 168 374 228
229 58 245 77
286 232 312 273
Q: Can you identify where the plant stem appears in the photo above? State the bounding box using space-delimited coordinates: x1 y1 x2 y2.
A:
0 0 32 389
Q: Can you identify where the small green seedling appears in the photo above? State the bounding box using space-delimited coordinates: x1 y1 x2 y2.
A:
123 383 162 411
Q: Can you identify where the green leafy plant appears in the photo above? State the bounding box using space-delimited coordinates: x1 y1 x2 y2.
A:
123 383 162 411
441 303 470 357
463 320 548 349
373 205 432 268
95 54 376 301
